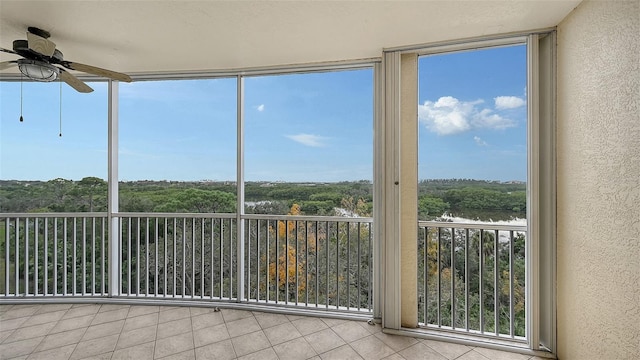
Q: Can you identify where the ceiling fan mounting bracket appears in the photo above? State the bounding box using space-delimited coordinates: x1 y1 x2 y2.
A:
27 27 50 39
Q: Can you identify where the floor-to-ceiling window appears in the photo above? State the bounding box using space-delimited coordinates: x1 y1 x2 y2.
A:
1 80 109 295
417 45 528 338
242 68 375 309
117 78 238 298
383 33 556 354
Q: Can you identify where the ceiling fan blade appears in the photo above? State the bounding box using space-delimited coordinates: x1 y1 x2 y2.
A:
0 61 18 70
59 69 94 93
1 47 18 55
27 31 57 57
61 61 132 82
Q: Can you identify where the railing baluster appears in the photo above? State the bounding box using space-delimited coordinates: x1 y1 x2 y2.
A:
285 220 289 305
437 227 441 327
295 220 299 305
209 218 214 299
219 218 223 299
357 222 361 311
451 227 456 329
92 217 96 295
266 219 270 303
368 223 372 312
44 218 49 296
479 229 484 333
510 230 515 338
275 220 278 304
24 218 29 296
201 218 205 299
63 218 67 295
173 218 177 298
128 218 132 295
494 229 499 336
325 221 329 309
229 219 234 299
304 221 309 307
335 221 339 309
82 217 86 296
101 217 105 296
256 219 260 302
136 217 141 297
164 218 168 298
4 218 8 295
53 217 58 296
146 217 150 296
156 217 160 297
315 221 319 308
423 227 428 324
247 219 251 301
191 218 195 298
182 218 186 298
34 218 39 296
72 217 76 295
465 228 470 332
346 222 350 310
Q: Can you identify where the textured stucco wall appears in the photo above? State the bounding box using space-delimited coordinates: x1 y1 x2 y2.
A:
556 1 639 359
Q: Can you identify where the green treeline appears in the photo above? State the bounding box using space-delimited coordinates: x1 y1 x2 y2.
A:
0 178 525 220
418 180 526 220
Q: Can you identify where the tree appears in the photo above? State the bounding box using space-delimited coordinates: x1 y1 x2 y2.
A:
418 195 449 219
76 177 107 212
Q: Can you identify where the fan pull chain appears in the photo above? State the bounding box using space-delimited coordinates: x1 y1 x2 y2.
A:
19 74 24 122
59 79 63 137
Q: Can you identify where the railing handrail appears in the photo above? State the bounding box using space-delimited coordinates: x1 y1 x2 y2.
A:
243 214 373 223
1 212 108 218
2 212 373 223
418 220 526 232
116 212 237 219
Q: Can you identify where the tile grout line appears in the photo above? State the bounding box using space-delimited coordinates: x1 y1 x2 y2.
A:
25 304 53 359
107 304 132 360
189 309 196 359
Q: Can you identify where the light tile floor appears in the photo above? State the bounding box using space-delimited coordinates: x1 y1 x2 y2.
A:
0 303 543 360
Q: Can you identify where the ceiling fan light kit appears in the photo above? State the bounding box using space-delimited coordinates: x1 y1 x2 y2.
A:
17 59 59 81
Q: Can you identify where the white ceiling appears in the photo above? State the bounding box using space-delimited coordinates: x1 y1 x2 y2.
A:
0 0 581 76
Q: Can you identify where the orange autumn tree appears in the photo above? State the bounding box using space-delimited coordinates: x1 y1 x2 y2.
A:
267 203 311 301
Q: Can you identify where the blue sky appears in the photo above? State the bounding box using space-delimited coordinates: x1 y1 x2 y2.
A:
418 44 527 181
1 44 526 182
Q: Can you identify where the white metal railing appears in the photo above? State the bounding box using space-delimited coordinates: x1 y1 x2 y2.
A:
418 220 527 342
1 213 109 297
243 214 373 312
1 213 373 314
117 213 237 300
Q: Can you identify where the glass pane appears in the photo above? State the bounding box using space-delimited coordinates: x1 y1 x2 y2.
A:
0 81 108 212
418 45 527 222
244 69 374 216
118 78 237 213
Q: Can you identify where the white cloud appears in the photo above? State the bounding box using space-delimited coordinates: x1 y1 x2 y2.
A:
494 96 526 110
285 133 328 147
257 104 265 112
419 96 515 135
473 136 488 146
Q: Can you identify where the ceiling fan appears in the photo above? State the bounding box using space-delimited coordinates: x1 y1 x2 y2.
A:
0 27 132 93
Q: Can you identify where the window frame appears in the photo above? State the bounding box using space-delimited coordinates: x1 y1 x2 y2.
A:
379 31 556 356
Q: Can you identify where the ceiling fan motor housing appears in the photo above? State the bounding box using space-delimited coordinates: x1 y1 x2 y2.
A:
13 40 64 61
